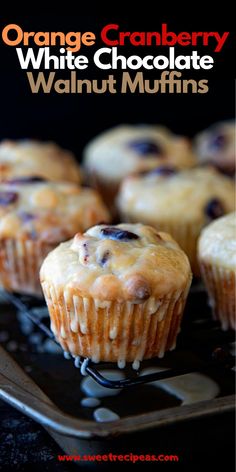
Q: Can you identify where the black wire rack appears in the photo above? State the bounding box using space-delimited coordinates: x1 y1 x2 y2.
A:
1 290 234 390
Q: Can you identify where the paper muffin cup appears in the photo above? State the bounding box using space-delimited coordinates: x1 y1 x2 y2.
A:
41 278 191 367
0 238 56 296
199 261 236 330
120 213 201 276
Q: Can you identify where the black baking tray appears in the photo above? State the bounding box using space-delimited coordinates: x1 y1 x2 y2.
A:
0 282 235 453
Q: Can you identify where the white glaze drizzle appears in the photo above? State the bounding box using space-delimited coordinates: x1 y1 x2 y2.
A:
150 372 220 405
60 326 66 339
80 358 89 376
117 359 126 369
81 369 124 398
80 397 101 407
74 356 81 368
93 407 120 422
141 366 170 375
132 360 140 371
109 327 118 340
63 351 71 360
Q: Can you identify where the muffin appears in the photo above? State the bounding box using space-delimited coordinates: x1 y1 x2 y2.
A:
0 178 109 295
83 125 196 207
0 139 81 183
117 167 235 274
194 120 235 174
198 213 236 330
40 223 192 367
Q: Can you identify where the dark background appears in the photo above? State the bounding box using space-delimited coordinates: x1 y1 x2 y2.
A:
0 11 235 472
0 14 235 161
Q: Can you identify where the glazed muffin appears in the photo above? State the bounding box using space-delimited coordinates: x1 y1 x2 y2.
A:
40 223 192 367
117 167 235 274
194 120 235 174
0 178 109 295
83 125 196 207
0 139 81 183
198 213 236 330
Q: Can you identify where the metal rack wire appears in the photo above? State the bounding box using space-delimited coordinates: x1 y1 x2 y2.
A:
1 290 234 389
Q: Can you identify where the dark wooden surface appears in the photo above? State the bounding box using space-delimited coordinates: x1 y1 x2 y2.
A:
0 400 234 471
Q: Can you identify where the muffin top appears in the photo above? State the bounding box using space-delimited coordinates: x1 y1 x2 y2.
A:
198 213 236 270
40 223 192 303
0 140 81 183
0 178 109 242
117 167 235 224
83 125 196 182
194 120 235 173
